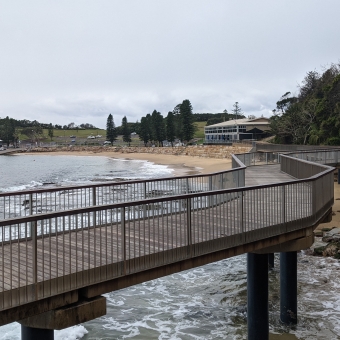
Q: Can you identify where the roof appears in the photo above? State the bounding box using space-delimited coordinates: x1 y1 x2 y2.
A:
205 117 270 128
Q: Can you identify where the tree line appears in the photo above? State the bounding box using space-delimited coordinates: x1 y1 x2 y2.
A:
106 99 196 146
270 62 340 145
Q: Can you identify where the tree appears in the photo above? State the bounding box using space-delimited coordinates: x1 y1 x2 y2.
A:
0 116 16 146
106 114 117 144
222 109 229 121
48 123 54 141
151 110 166 146
173 103 183 141
270 63 340 145
166 111 176 146
122 116 131 146
139 114 152 146
180 99 195 143
139 116 149 146
232 102 243 120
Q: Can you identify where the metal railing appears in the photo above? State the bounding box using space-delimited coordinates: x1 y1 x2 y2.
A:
0 168 244 221
0 150 335 312
255 142 340 153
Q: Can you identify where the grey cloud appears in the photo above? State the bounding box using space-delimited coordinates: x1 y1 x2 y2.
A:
1 0 340 128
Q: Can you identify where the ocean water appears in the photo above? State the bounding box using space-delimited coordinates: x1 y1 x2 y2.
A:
0 154 340 339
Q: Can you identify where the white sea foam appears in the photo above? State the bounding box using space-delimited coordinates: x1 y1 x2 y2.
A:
0 180 44 193
55 325 88 340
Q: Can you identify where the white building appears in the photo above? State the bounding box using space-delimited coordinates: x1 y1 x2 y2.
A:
204 117 270 143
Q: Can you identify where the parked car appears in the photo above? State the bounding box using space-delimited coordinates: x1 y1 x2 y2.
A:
69 135 76 138
87 136 95 139
103 141 111 145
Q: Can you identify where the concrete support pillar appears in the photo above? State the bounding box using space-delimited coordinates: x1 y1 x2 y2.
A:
338 169 340 184
280 251 297 324
268 253 274 270
247 253 269 340
21 325 54 340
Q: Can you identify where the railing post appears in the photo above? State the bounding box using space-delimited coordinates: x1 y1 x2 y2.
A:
32 220 37 285
312 180 317 222
209 176 213 207
282 186 286 232
240 189 244 242
29 193 33 217
336 150 339 165
92 187 97 227
143 183 147 218
186 198 192 257
186 178 189 194
121 207 126 275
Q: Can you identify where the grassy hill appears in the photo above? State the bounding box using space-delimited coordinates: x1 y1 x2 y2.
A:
194 121 206 139
20 122 207 145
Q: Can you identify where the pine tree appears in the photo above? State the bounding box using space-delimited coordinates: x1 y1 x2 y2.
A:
48 123 54 141
180 99 195 143
122 116 131 146
232 102 243 120
139 115 151 146
106 114 117 144
151 110 166 146
173 103 183 141
166 111 176 146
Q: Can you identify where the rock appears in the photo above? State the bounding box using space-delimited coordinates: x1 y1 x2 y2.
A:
323 244 338 256
321 228 340 242
314 246 326 255
322 235 335 242
326 227 340 235
311 240 328 250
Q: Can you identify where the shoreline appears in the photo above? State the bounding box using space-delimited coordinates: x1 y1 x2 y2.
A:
23 150 232 176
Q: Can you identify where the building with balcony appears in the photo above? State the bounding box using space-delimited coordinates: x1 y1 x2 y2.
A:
204 117 270 143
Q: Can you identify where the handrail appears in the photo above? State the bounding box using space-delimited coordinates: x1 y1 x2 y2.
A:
0 167 332 227
0 165 245 220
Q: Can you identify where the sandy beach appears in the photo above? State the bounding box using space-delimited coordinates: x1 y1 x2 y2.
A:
25 150 233 176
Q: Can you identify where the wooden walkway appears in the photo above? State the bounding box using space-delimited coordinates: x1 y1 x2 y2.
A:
0 166 303 290
245 164 293 186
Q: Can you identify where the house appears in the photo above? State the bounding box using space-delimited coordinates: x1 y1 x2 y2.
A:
204 117 270 143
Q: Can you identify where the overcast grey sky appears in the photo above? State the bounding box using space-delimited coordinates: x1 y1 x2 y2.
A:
1 1 340 128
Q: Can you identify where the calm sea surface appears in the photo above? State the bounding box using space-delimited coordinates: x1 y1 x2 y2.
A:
0 154 340 339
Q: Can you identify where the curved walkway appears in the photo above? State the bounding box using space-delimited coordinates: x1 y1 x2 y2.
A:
0 150 335 326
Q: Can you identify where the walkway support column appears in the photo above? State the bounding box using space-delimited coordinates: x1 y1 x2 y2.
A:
268 253 274 270
21 325 53 340
280 251 297 324
247 253 269 340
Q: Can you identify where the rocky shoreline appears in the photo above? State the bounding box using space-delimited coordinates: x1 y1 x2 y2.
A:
22 144 252 159
312 227 340 258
